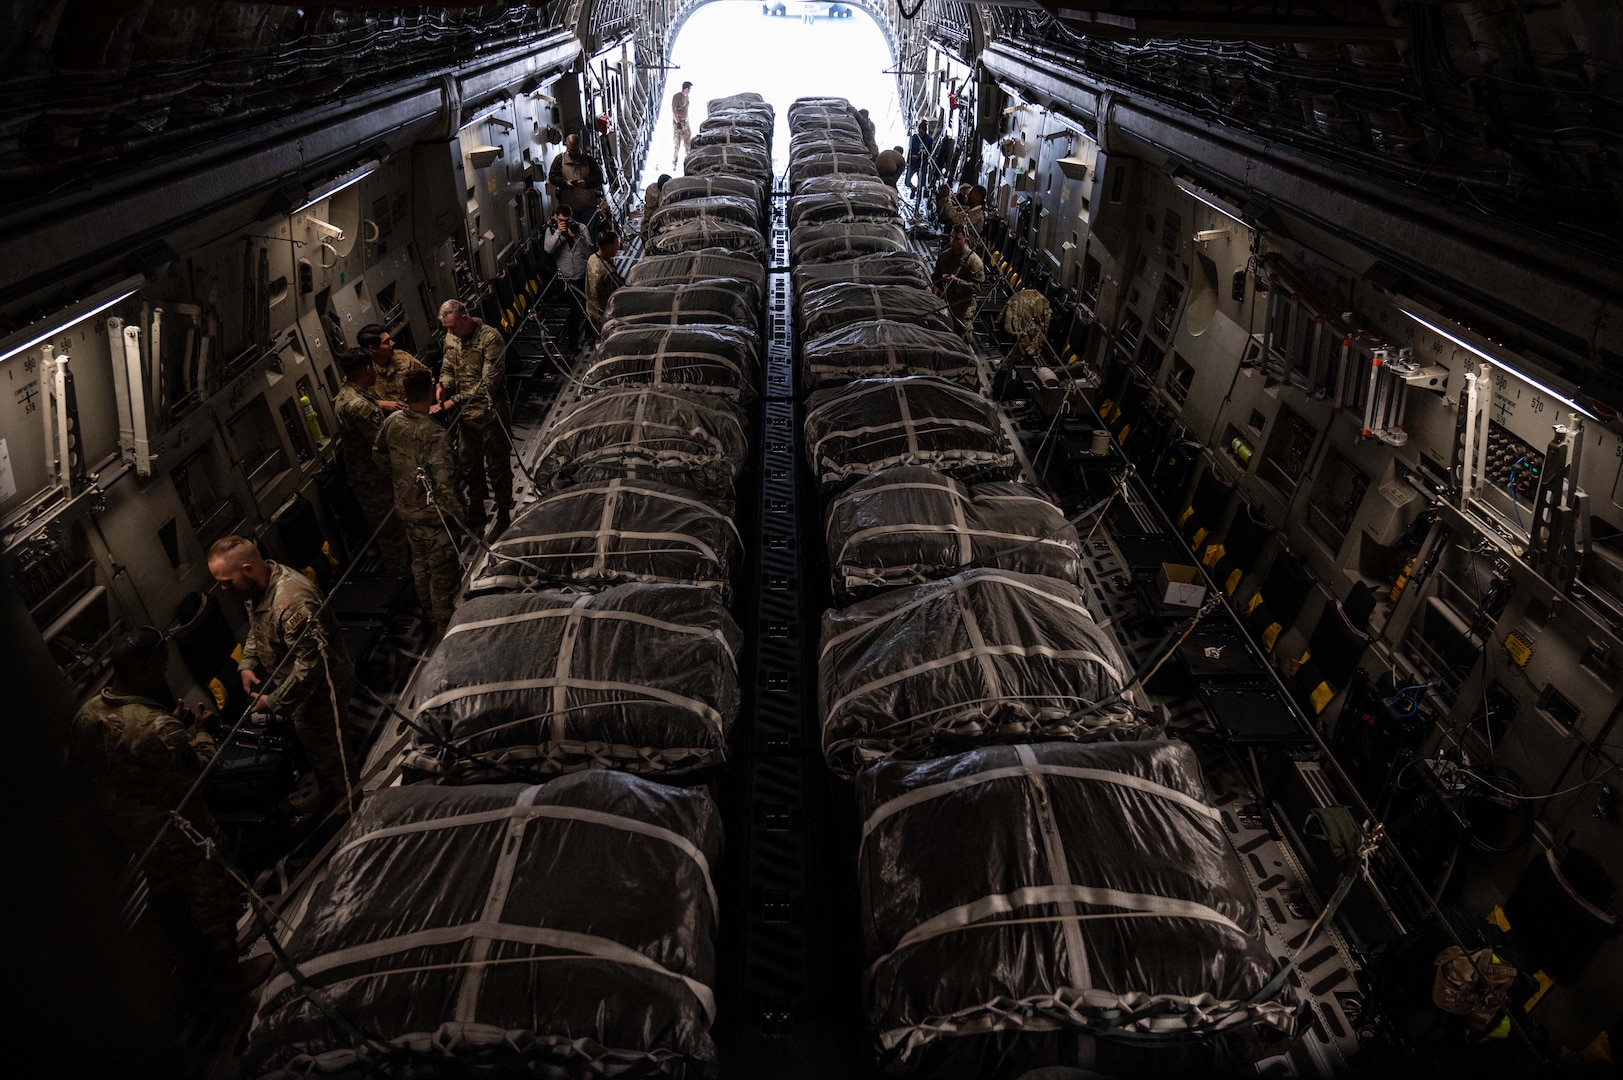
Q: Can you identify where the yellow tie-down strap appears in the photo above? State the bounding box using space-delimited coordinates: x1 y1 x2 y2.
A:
1190 526 1209 551
1201 543 1225 568
1246 591 1264 615
1260 621 1283 652
1179 505 1195 528
1225 567 1244 596
1309 680 1335 714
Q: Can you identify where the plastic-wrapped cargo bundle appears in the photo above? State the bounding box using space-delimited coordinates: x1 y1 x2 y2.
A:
602 281 760 331
627 248 766 308
790 134 871 162
709 91 769 112
645 194 762 236
788 96 850 121
648 217 767 261
824 467 1080 595
790 221 908 264
802 320 977 389
699 111 774 138
804 377 1015 491
857 740 1303 1075
466 478 739 598
243 773 723 1078
536 387 749 498
819 568 1133 774
688 127 770 153
799 283 953 338
792 252 930 294
792 175 900 206
585 324 761 402
403 585 740 779
684 142 772 184
661 175 767 212
788 189 901 228
790 152 879 188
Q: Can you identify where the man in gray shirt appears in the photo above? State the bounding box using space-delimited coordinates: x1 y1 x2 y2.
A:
544 205 594 352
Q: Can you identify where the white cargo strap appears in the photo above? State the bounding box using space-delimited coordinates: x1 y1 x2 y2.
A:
550 594 592 743
439 604 734 654
456 783 542 1020
332 796 719 919
861 760 1221 844
592 480 622 574
872 881 1246 974
419 677 725 734
1016 744 1090 990
821 571 1098 655
263 922 716 1025
824 643 1122 723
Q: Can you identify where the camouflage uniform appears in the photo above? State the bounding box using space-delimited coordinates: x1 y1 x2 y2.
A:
671 91 691 163
375 409 466 628
585 251 622 339
238 561 360 803
1001 289 1052 360
370 349 429 403
334 382 410 575
437 318 512 525
934 247 987 341
68 690 239 953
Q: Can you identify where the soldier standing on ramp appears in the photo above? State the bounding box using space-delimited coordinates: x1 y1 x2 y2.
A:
671 81 693 168
375 370 467 639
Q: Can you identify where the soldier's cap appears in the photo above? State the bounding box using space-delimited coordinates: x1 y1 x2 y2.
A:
112 626 166 665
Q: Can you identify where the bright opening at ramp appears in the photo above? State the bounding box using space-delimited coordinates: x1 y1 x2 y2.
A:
643 0 905 184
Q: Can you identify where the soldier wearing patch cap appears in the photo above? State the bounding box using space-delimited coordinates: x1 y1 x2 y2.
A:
376 369 466 637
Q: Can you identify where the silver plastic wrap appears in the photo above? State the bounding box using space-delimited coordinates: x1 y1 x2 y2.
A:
791 175 900 206
792 252 930 294
788 96 850 121
819 568 1134 774
857 740 1303 1073
708 91 769 111
537 387 749 498
803 377 1015 491
824 467 1080 595
645 194 763 236
660 175 767 213
244 774 723 1078
688 127 770 152
585 324 761 402
801 320 977 389
404 585 740 779
798 282 953 338
626 248 766 307
787 190 901 228
683 143 772 183
602 281 761 331
647 218 767 261
698 111 774 137
466 478 739 598
789 152 879 188
790 134 871 162
789 221 908 264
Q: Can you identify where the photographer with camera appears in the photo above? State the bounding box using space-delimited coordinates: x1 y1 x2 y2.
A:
544 205 594 353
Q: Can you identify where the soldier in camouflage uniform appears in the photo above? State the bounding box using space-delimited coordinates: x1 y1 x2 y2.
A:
933 225 988 342
333 349 410 576
356 322 430 402
584 230 623 342
375 370 466 635
436 299 513 537
67 628 272 989
208 535 361 813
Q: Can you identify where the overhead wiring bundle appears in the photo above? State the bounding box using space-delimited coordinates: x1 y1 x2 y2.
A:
243 773 724 1078
857 741 1304 1074
819 568 1136 775
406 584 741 781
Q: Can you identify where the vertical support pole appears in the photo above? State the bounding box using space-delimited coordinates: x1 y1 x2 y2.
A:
106 317 135 465
122 324 153 477
53 351 73 493
40 344 61 490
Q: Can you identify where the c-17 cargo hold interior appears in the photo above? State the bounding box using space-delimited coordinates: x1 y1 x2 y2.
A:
4 0 1620 1076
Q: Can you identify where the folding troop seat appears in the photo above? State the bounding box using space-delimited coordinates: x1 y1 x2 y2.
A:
1244 551 1316 653
1291 584 1377 715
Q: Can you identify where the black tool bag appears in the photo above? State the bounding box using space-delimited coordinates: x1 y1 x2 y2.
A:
204 715 303 823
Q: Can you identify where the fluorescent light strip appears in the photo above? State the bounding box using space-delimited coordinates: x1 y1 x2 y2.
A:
1398 306 1597 420
460 102 508 130
291 162 379 213
1173 176 1246 227
0 283 143 365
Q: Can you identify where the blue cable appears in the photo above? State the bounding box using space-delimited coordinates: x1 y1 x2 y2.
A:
1508 455 1528 528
